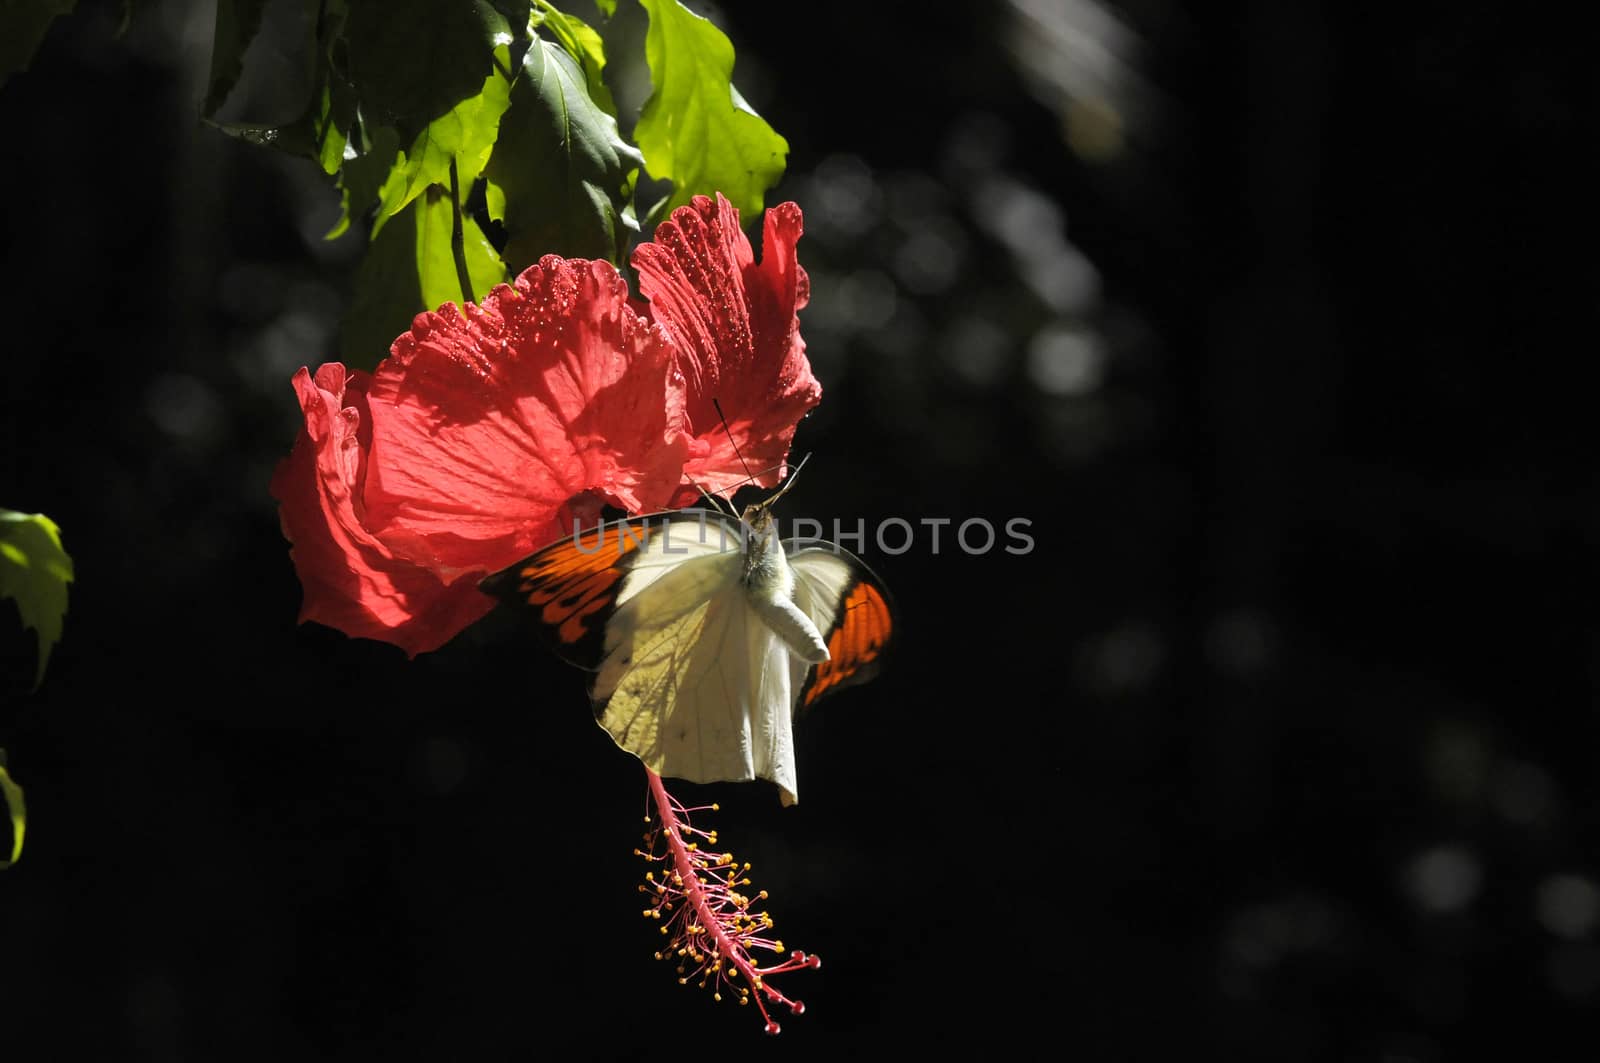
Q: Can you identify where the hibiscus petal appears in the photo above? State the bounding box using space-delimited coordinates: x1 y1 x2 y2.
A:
270 365 495 657
360 257 690 574
633 194 821 497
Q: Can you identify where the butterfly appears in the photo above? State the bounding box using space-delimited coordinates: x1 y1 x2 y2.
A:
481 466 892 805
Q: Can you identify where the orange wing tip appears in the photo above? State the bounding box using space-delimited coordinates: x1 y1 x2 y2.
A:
804 581 892 707
489 520 663 655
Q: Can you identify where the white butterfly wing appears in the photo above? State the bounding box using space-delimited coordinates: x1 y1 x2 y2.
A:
595 541 800 803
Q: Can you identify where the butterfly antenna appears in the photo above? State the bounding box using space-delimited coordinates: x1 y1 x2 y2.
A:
712 397 757 483
678 461 793 516
763 452 811 506
684 473 737 517
718 462 789 495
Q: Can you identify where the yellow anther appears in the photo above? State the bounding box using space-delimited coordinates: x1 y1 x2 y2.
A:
713 992 723 1002
772 940 784 951
711 803 720 811
645 871 654 881
757 890 769 900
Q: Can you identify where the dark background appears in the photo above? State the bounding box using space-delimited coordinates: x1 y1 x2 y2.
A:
2 1 1594 1059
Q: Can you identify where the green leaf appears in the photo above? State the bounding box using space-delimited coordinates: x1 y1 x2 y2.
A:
0 510 73 690
330 124 400 240
202 0 269 117
484 0 535 32
593 0 616 17
206 3 353 175
484 37 642 267
313 80 355 176
0 753 23 869
531 0 617 116
341 189 508 369
485 177 506 223
299 1 359 177
634 0 788 220
344 0 510 140
330 1 511 238
374 47 513 221
207 84 350 176
0 0 75 88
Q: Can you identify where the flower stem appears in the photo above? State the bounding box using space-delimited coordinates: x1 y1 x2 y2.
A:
448 158 473 307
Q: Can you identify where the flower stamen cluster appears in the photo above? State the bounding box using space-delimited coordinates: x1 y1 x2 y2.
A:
637 770 820 1034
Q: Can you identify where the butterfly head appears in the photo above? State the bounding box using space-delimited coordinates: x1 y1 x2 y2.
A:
739 502 775 533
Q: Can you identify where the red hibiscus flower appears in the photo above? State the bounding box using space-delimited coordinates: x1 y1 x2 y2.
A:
360 257 689 574
270 364 496 657
273 200 816 655
634 194 821 500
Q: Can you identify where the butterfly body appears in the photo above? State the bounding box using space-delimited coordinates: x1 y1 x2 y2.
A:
739 509 831 665
484 502 891 804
